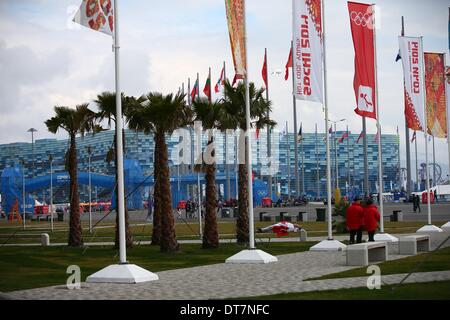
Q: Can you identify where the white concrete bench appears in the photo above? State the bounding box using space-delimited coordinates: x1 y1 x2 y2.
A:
346 242 388 266
399 235 430 255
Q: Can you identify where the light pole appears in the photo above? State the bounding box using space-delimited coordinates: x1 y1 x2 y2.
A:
49 154 54 232
21 160 26 230
86 145 93 234
328 119 346 193
27 128 37 178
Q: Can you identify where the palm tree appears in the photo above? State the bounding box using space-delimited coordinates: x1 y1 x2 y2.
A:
128 92 192 252
126 96 161 246
192 98 222 249
45 104 98 246
220 80 275 245
94 91 134 249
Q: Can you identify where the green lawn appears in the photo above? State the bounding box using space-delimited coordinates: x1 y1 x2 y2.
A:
307 246 450 281
230 280 450 300
0 242 315 292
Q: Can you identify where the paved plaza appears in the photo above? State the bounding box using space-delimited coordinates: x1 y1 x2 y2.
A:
3 232 449 300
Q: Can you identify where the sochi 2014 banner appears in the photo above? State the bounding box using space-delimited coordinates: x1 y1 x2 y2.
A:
425 53 447 138
225 0 246 81
348 2 376 119
292 0 323 103
398 36 425 132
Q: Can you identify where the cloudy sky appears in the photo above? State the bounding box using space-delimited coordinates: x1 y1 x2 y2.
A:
0 0 449 171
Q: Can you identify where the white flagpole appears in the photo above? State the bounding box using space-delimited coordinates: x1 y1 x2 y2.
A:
243 30 255 250
196 72 203 239
422 38 432 226
373 5 384 233
87 0 158 283
310 0 346 251
226 0 277 263
113 0 127 264
372 5 397 242
416 38 442 233
322 0 333 242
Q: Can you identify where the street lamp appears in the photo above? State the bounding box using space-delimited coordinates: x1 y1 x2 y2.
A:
21 160 26 230
27 128 37 178
49 154 54 232
86 145 93 234
327 118 346 192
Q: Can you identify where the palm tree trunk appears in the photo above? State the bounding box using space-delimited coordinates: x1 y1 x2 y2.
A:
237 163 249 244
236 129 250 244
68 133 83 246
151 134 162 245
202 137 219 249
157 132 179 252
114 130 133 248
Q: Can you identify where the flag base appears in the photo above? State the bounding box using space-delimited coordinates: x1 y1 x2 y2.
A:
374 233 398 242
440 222 450 232
225 249 278 264
86 263 159 284
416 224 443 233
309 239 347 252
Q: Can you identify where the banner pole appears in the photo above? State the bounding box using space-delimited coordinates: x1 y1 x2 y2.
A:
196 72 203 239
402 16 412 197
113 0 127 264
322 0 333 241
373 4 385 233
265 48 273 199
291 40 300 199
421 38 432 226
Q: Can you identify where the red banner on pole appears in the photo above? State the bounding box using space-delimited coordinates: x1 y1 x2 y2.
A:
425 53 447 138
348 2 376 119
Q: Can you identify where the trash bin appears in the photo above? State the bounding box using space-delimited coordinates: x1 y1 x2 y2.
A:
221 208 231 218
391 210 402 222
316 208 326 222
57 213 64 222
298 212 308 222
276 212 288 222
259 212 267 222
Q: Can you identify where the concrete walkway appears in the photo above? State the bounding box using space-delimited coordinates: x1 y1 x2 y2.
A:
3 232 449 300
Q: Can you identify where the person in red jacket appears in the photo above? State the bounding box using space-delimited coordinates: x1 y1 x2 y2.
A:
346 196 364 244
363 198 380 242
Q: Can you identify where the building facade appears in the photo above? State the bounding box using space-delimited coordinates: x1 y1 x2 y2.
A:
0 129 400 203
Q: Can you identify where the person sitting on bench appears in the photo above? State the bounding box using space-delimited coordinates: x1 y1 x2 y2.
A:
257 221 302 237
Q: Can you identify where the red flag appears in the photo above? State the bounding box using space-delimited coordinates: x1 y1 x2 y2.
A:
356 131 365 143
256 128 260 140
329 125 333 134
262 50 268 88
232 74 243 86
411 131 416 143
191 78 199 102
285 48 292 81
338 132 349 143
203 74 211 102
214 66 225 93
348 2 377 119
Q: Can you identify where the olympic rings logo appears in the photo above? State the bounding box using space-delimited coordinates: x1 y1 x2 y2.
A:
350 11 374 29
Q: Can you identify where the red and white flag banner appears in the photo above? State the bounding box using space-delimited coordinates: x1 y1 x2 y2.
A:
446 66 450 138
398 36 425 132
225 0 247 80
292 0 323 103
73 0 114 36
348 2 376 119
